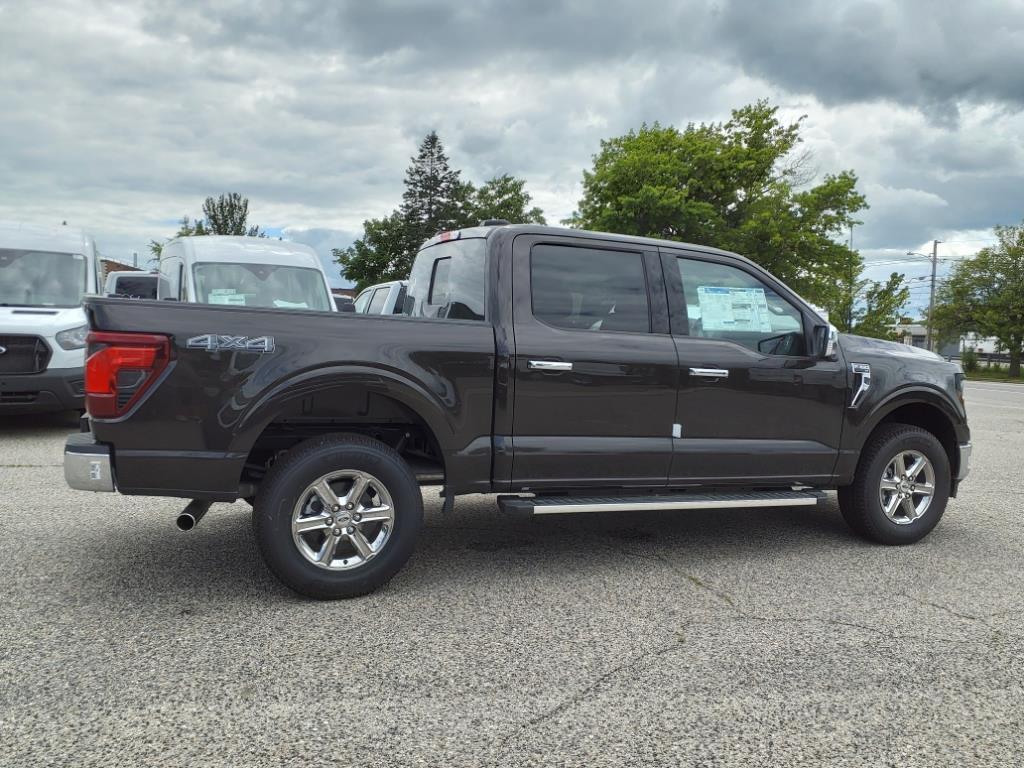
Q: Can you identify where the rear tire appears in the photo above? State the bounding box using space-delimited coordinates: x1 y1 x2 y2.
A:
838 423 950 545
253 434 423 599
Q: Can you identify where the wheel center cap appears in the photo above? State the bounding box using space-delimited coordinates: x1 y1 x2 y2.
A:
336 512 351 524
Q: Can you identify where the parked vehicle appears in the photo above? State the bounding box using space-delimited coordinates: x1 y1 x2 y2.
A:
65 224 971 598
1 221 102 414
333 295 355 312
104 271 158 300
157 236 335 312
353 280 407 314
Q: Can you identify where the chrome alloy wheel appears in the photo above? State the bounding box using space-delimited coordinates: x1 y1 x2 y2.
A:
878 449 936 525
291 470 395 570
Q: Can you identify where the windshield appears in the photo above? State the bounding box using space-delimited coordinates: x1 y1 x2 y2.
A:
192 262 331 311
0 248 87 307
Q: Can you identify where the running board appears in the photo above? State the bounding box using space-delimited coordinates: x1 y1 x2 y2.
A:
498 490 824 516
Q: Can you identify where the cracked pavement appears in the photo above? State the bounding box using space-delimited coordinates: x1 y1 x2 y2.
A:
1 382 1022 767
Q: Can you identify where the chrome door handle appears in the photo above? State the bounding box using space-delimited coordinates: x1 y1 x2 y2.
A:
689 367 729 379
529 360 573 371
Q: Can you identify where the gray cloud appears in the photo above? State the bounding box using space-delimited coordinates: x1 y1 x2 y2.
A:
1 0 1021 289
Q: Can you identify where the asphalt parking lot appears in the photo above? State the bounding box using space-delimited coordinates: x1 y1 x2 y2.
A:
1 382 1022 767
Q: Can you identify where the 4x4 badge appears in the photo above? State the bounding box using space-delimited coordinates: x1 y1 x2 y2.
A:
186 335 275 353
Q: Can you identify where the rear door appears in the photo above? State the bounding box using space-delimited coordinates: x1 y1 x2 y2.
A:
509 234 678 490
663 248 846 485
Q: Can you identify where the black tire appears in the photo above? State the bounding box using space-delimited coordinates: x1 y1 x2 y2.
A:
253 433 423 599
838 423 950 545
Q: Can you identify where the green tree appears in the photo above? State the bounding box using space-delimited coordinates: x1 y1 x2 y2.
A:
836 272 910 340
335 133 546 288
400 131 466 249
466 174 547 225
934 221 1024 377
149 192 264 257
335 212 408 288
567 102 905 335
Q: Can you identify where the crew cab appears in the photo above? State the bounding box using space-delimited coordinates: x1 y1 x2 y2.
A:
1 221 102 414
64 224 971 598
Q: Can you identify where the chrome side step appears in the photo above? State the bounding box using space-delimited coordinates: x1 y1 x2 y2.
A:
498 490 824 516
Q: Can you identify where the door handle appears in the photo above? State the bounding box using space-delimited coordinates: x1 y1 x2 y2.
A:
529 360 573 371
689 367 729 379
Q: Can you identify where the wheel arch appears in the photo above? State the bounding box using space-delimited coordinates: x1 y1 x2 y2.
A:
858 388 962 481
230 366 453 488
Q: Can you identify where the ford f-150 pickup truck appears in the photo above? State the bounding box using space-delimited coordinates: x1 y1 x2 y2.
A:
64 224 971 598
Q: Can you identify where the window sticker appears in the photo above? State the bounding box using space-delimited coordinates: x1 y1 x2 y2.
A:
209 291 246 306
696 286 772 333
272 299 309 309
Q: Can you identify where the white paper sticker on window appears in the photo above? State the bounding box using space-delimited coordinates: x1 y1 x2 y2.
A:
209 292 247 306
697 286 772 333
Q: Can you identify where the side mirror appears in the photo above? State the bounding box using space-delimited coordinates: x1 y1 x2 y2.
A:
813 323 839 360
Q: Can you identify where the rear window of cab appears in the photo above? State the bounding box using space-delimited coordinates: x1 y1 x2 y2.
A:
403 238 486 321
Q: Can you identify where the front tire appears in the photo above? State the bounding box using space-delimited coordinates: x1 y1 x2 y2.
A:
253 434 423 599
838 423 950 545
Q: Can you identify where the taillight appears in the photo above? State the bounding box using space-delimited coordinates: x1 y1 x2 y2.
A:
85 331 171 418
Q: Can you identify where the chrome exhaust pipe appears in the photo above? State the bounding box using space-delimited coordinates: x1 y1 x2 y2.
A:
176 500 212 531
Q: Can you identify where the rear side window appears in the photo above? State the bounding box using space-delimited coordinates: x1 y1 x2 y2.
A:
530 244 650 333
367 287 389 314
404 238 486 321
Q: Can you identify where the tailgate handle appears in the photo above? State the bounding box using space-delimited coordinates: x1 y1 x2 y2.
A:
529 360 573 372
689 367 729 379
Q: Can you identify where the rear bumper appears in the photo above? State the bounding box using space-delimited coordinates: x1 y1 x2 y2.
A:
64 433 115 492
0 366 85 414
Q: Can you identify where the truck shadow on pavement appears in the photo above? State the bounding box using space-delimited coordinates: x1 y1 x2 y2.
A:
0 412 81 433
69 495 857 606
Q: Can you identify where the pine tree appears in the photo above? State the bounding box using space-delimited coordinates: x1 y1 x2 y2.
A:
399 131 465 249
335 132 547 289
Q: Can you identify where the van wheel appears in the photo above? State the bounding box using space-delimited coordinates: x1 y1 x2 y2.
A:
253 434 423 599
838 423 950 545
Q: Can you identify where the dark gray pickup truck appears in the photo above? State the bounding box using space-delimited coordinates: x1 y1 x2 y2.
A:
65 224 971 598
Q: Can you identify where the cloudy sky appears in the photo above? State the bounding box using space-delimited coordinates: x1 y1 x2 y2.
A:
2 0 1022 311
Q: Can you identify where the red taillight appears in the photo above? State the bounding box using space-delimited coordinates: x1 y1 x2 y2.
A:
85 331 171 418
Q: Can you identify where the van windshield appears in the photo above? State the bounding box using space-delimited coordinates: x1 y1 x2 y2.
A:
192 262 331 311
0 249 87 307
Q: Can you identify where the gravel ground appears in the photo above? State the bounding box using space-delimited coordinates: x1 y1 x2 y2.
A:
1 383 1021 767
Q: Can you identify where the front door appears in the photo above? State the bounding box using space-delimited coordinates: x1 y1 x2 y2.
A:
509 235 679 490
662 249 847 485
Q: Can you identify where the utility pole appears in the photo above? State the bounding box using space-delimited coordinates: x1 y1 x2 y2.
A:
847 224 855 330
926 239 939 351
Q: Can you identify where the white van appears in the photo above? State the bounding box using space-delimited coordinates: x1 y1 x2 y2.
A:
157 236 335 312
0 221 101 414
104 270 158 300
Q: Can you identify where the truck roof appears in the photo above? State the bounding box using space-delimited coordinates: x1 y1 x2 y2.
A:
422 223 751 263
168 235 322 269
0 220 96 255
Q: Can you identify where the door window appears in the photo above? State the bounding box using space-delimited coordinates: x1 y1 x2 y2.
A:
353 290 372 313
676 258 806 355
367 287 390 314
531 244 650 333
